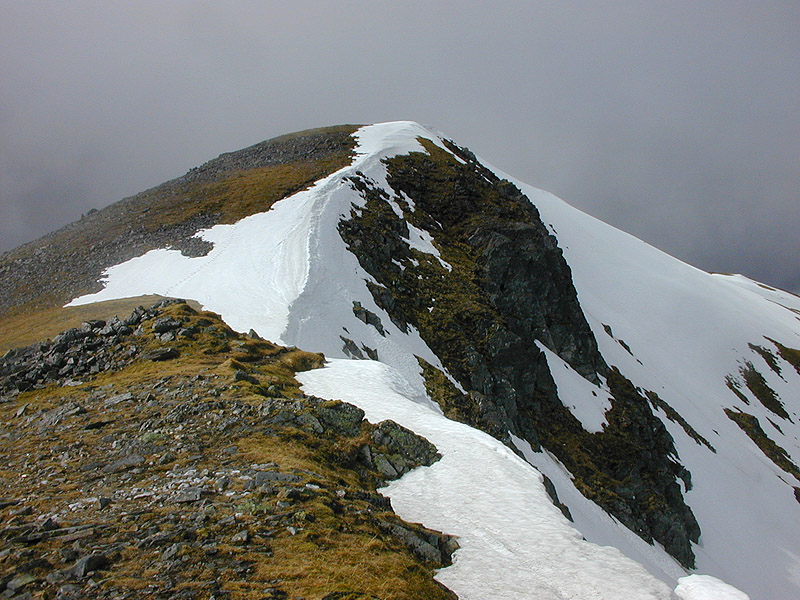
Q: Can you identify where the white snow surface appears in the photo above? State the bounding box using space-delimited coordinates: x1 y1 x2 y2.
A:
536 342 611 433
482 158 800 600
67 120 793 598
404 221 452 271
298 359 675 600
510 435 689 585
675 575 751 600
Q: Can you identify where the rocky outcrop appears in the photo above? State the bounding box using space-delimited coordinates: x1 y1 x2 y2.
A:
339 138 700 567
0 299 182 399
0 300 456 600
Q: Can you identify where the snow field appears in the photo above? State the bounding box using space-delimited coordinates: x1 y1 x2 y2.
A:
481 158 800 600
298 359 676 600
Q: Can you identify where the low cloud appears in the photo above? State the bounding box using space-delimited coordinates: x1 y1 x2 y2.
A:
1 2 798 290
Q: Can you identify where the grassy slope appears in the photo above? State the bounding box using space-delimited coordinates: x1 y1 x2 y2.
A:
0 301 455 599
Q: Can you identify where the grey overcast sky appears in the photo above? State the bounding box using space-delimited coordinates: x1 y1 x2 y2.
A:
1 1 798 291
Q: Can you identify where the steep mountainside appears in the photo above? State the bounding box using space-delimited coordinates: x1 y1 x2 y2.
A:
3 121 796 599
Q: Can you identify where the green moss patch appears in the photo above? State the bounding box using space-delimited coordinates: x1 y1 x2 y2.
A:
748 343 783 377
725 375 750 405
740 361 790 420
417 358 482 427
645 391 715 452
767 337 800 377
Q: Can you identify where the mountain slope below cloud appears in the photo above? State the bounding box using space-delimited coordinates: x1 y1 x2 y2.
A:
44 121 800 598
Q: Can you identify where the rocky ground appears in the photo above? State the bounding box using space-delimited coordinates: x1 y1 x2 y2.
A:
0 300 456 600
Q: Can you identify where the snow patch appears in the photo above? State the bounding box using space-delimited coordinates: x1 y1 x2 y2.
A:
537 341 611 433
675 575 750 600
404 222 452 271
298 359 675 600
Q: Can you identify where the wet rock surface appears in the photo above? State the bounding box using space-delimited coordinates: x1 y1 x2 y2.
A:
0 301 456 600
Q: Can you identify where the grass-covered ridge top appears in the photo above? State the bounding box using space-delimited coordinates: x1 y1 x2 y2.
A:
339 137 700 567
0 299 457 599
0 125 360 317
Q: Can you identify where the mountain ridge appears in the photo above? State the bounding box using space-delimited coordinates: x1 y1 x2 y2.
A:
0 297 459 599
3 120 796 599
0 125 359 316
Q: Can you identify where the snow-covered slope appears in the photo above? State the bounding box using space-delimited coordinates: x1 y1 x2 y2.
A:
476 160 800 599
299 359 676 600
68 121 800 599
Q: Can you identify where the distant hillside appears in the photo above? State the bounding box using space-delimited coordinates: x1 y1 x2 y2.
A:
0 125 358 316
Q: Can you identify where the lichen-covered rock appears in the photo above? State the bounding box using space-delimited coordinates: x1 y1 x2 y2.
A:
314 400 365 437
372 419 439 470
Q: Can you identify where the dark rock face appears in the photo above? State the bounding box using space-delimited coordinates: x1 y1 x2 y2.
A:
339 138 700 567
468 221 603 382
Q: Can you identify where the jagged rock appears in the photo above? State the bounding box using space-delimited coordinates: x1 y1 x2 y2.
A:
295 412 324 433
161 543 183 561
6 573 37 593
372 420 439 472
372 454 398 478
152 317 183 334
231 529 250 545
340 335 365 359
352 301 386 335
314 401 365 437
68 553 110 578
233 370 259 385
